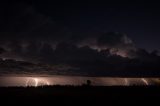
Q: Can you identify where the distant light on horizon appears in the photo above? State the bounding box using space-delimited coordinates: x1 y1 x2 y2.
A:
25 77 50 87
0 76 160 87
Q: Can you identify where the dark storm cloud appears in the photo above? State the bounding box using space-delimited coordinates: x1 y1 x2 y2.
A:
0 2 134 45
0 1 160 77
0 50 160 77
0 2 68 61
0 2 69 42
0 59 78 76
0 47 6 54
97 32 134 49
0 2 137 61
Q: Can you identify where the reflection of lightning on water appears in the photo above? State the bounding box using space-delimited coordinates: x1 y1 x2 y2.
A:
141 78 149 85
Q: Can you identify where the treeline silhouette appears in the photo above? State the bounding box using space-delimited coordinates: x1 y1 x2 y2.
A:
0 79 159 105
0 85 160 105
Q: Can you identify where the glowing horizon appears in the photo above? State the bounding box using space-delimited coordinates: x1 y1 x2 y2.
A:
25 77 50 87
0 76 160 87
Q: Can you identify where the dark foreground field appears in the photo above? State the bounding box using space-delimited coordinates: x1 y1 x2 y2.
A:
0 86 160 105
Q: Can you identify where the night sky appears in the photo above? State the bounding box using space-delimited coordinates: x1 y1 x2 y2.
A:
1 0 160 51
0 0 160 77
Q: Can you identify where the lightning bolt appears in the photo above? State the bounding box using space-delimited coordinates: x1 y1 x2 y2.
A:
25 77 50 87
141 78 149 85
124 78 129 86
34 78 38 87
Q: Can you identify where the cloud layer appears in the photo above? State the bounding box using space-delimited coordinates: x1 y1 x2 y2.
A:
0 2 160 77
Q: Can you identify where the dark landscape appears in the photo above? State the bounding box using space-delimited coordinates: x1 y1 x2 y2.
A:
0 85 160 105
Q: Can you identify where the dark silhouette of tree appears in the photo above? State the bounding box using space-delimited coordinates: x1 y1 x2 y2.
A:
87 80 91 86
82 80 92 86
